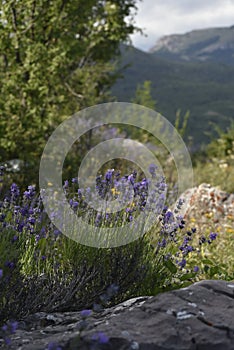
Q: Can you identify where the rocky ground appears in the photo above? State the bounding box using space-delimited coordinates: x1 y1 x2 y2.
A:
1 280 234 350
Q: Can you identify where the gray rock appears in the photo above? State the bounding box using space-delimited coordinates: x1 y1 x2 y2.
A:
181 183 234 229
2 280 234 349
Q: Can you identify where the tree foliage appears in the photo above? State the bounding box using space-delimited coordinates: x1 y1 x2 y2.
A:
0 0 140 170
132 80 156 110
206 122 234 159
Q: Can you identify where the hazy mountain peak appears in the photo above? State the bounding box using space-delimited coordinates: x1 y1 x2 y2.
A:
149 25 234 64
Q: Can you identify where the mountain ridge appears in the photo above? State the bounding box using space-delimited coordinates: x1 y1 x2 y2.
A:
112 25 234 147
149 25 234 65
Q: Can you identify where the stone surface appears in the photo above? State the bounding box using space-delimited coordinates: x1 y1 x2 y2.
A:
182 183 234 231
2 280 234 349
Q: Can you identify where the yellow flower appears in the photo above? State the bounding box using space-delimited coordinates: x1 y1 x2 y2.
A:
53 191 58 199
127 202 136 208
111 187 120 195
226 228 234 234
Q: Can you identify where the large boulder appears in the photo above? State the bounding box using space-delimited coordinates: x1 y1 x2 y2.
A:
182 183 234 230
3 280 234 349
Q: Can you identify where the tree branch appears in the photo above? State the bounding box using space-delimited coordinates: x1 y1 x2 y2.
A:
65 82 84 99
10 4 21 64
31 0 37 40
60 0 68 13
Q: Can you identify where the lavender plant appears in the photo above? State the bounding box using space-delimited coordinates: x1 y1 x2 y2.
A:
0 165 218 326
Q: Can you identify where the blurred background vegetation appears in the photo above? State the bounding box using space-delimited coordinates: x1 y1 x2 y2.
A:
0 0 233 193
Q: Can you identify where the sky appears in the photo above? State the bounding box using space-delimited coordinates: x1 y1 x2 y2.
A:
130 0 234 51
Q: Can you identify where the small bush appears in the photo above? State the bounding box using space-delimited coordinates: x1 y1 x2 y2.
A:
0 166 219 324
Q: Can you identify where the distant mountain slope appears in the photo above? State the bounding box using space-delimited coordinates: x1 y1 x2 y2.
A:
150 25 234 65
112 34 234 148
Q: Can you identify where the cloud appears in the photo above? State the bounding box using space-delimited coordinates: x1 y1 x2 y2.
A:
130 0 234 51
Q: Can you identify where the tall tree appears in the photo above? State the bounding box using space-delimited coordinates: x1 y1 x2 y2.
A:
0 0 140 171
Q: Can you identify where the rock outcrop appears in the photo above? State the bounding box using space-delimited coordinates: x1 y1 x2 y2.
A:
182 183 234 231
2 280 234 349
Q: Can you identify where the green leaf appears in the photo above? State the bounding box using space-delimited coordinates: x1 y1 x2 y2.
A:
209 266 220 277
163 259 177 274
180 272 196 281
202 259 214 265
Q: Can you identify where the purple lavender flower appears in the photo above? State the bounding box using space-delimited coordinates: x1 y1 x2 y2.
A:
4 337 11 345
179 220 186 229
177 198 184 207
209 232 218 241
28 216 36 225
158 238 167 248
10 321 18 333
2 324 7 332
54 229 61 236
80 309 92 318
10 183 20 198
12 235 18 242
164 211 174 224
20 205 29 216
128 215 133 222
178 259 186 268
24 185 36 199
0 213 6 222
28 208 34 215
69 199 79 209
76 319 88 331
63 180 69 189
5 261 14 269
186 245 193 252
193 266 199 273
0 165 5 176
183 236 190 244
106 284 119 297
16 221 25 233
149 163 157 177
91 332 109 344
199 235 206 245
47 342 62 350
105 169 114 181
128 174 135 185
0 269 3 278
95 213 102 226
78 188 83 196
40 227 46 235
